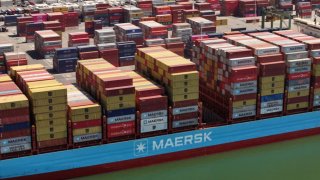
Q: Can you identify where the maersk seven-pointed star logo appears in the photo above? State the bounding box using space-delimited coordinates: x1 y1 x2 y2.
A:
134 139 148 156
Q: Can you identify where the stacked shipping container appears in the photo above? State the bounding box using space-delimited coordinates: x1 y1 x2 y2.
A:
68 32 90 47
274 30 320 109
13 65 68 151
76 59 136 141
136 47 200 130
114 23 144 46
66 84 102 146
223 34 285 118
4 52 28 70
0 74 31 157
249 32 311 114
53 47 79 73
123 71 168 136
0 44 14 74
35 30 62 58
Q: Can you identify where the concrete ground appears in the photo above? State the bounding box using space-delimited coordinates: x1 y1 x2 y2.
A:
0 16 303 84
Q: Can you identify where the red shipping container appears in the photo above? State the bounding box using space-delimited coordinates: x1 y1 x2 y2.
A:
72 119 102 129
79 51 100 60
37 138 67 148
103 86 135 97
287 96 309 104
1 129 30 139
288 72 311 80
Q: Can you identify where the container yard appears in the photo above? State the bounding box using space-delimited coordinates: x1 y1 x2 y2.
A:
0 0 320 179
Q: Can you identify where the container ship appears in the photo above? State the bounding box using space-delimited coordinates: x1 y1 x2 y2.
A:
1 2 320 179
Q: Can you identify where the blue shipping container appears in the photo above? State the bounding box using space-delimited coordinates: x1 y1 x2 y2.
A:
261 94 284 102
77 45 98 52
105 108 136 117
0 122 30 133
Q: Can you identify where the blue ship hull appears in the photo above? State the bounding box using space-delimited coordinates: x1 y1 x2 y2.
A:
1 111 320 179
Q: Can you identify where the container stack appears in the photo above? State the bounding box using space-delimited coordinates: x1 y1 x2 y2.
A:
186 17 216 35
136 47 200 131
114 23 144 46
156 14 173 30
0 74 31 157
85 20 103 37
165 37 184 56
4 15 21 26
78 45 100 60
221 0 239 16
98 43 119 67
68 32 90 47
153 6 171 16
31 13 48 23
182 9 200 22
136 0 153 16
172 23 192 43
82 2 97 22
311 0 320 9
64 12 79 27
66 84 102 146
0 44 14 74
117 41 136 66
274 30 320 109
249 32 311 114
296 2 312 19
94 29 116 45
145 38 166 47
195 3 216 22
47 12 65 28
123 71 168 136
14 66 68 151
238 0 256 17
123 6 144 24
139 21 168 39
53 47 79 73
256 0 269 16
16 17 34 37
169 5 184 23
277 0 293 11
76 59 136 141
94 8 109 27
192 38 258 123
26 22 44 43
35 30 62 58
43 21 65 36
207 0 221 12
108 7 124 26
4 52 27 71
224 34 285 118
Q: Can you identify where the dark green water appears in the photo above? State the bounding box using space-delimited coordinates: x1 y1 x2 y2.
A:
76 135 320 180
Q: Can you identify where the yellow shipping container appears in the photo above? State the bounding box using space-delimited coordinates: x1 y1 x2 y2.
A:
260 88 284 96
167 71 199 82
10 64 45 79
168 86 199 96
313 64 320 72
33 104 66 114
71 112 101 122
171 93 199 102
69 104 101 116
260 75 285 84
314 88 320 94
260 81 285 90
32 96 67 107
0 74 11 83
36 125 67 135
101 94 135 105
287 102 309 110
73 126 102 136
37 131 67 141
34 111 66 121
233 99 256 108
28 85 67 100
27 80 63 90
36 118 67 128
0 94 28 110
287 90 310 98
103 101 135 111
170 80 199 89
